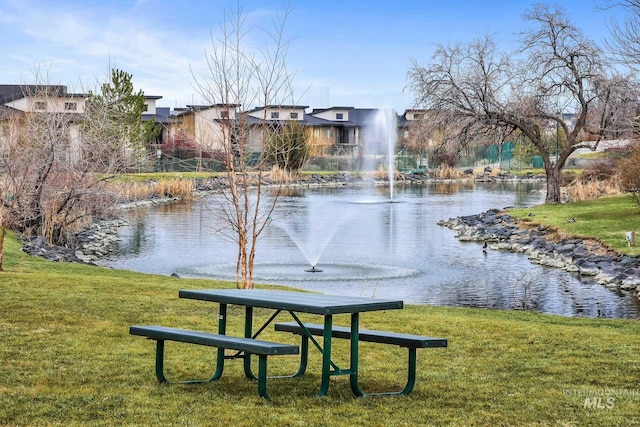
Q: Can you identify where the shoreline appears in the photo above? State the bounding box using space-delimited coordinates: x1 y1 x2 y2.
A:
438 209 640 301
23 171 640 302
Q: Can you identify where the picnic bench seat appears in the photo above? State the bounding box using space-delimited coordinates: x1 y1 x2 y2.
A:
274 322 447 396
130 325 299 399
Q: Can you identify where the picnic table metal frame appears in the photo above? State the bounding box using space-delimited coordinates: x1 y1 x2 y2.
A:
178 289 403 397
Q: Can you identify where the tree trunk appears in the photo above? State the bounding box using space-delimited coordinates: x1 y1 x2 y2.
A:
545 164 563 203
0 227 4 271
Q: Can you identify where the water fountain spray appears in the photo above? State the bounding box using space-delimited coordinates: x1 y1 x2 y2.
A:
276 205 356 273
370 109 398 201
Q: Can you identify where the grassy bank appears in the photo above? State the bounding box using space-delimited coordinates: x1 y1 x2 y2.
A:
509 194 640 256
1 233 639 426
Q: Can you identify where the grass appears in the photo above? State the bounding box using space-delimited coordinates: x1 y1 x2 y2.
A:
509 194 640 256
1 231 639 426
106 180 195 202
115 172 220 182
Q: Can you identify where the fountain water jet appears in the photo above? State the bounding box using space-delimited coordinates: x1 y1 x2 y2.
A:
368 109 398 201
275 207 355 272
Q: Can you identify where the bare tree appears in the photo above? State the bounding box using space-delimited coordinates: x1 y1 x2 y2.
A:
0 84 99 245
0 69 153 262
584 73 639 141
408 4 637 203
0 148 19 271
193 4 297 288
403 113 437 168
605 0 640 69
603 1 640 207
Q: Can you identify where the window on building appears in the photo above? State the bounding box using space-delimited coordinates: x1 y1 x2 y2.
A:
64 102 77 111
290 112 298 119
271 111 279 119
314 129 320 138
336 113 343 120
326 129 331 138
143 104 149 112
220 111 229 119
35 101 46 110
0 124 8 137
413 113 423 120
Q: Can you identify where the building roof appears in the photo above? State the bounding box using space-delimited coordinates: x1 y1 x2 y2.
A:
0 84 69 103
244 104 309 114
346 108 381 126
301 114 358 128
172 104 241 117
0 104 22 120
310 106 355 114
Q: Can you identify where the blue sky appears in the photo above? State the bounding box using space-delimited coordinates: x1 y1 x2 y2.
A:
0 0 624 112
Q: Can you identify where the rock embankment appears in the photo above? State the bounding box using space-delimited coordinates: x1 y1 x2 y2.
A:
22 219 128 264
193 172 366 191
21 171 544 264
191 170 545 192
438 209 640 298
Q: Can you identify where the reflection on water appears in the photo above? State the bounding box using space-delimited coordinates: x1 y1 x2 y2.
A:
104 182 640 318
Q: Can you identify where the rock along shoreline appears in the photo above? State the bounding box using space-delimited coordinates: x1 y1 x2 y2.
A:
24 170 640 302
437 209 640 300
23 171 545 264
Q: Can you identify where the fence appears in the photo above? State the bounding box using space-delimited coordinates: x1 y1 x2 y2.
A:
144 142 534 173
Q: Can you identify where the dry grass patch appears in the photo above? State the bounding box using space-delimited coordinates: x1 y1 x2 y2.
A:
566 176 621 202
107 179 194 202
269 165 299 183
435 165 463 179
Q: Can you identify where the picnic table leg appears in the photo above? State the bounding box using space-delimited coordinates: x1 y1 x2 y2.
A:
243 306 257 380
154 340 168 382
349 313 364 397
210 303 227 381
294 334 309 377
151 330 226 384
257 354 270 399
154 340 225 384
153 305 228 384
318 314 333 397
402 348 418 395
348 346 419 397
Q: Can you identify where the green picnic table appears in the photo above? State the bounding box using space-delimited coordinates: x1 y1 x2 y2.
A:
132 289 447 398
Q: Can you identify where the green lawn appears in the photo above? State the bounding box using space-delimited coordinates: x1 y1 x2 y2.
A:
509 194 640 256
1 231 639 426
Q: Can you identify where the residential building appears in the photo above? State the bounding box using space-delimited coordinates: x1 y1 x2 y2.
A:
244 105 308 152
0 85 88 160
3 83 423 171
305 107 359 155
164 104 409 163
0 84 167 153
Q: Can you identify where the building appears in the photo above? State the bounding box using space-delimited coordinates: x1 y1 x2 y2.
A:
164 104 399 161
3 83 428 171
0 84 167 158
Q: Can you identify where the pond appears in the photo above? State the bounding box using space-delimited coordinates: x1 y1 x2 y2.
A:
103 181 640 318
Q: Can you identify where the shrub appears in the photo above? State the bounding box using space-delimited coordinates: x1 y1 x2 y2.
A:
619 143 640 206
430 151 457 168
565 159 621 202
264 121 311 173
435 165 463 179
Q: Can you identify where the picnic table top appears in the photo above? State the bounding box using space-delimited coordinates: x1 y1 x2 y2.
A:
179 289 403 315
